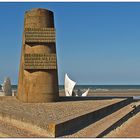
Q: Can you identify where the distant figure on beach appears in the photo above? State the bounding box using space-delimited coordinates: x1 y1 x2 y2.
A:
65 73 89 97
2 77 12 96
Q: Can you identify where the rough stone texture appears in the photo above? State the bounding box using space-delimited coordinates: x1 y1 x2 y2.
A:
17 8 59 102
0 97 125 124
0 97 128 137
0 119 41 138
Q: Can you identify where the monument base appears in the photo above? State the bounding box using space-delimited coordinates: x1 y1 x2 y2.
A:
0 96 134 137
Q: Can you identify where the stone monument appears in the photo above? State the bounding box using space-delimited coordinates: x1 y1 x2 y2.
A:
17 8 59 103
2 77 12 96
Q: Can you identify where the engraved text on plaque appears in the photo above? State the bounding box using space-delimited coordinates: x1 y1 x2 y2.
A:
24 53 57 69
25 28 56 43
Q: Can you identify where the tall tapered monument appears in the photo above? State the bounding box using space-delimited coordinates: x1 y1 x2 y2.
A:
17 8 59 102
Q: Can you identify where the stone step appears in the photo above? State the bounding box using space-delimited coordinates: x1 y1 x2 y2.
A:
63 101 140 138
55 98 132 137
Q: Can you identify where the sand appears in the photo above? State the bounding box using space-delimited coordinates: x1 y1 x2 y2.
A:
60 91 140 97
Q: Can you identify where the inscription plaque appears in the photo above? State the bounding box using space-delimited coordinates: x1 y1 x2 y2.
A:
25 28 56 43
24 53 57 69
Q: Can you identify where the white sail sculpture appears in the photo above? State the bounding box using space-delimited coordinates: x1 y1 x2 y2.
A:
64 73 89 97
82 89 89 97
65 73 76 96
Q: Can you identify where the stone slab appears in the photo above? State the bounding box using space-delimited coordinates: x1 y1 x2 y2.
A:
0 97 132 137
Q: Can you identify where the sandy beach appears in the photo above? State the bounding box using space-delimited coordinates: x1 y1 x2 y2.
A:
59 90 140 97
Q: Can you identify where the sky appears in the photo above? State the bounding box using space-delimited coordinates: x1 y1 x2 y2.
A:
0 2 140 85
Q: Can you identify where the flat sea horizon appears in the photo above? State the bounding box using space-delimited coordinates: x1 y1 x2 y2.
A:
4 85 140 93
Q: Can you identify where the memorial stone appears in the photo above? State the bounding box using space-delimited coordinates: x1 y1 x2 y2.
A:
2 77 12 96
17 8 59 102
